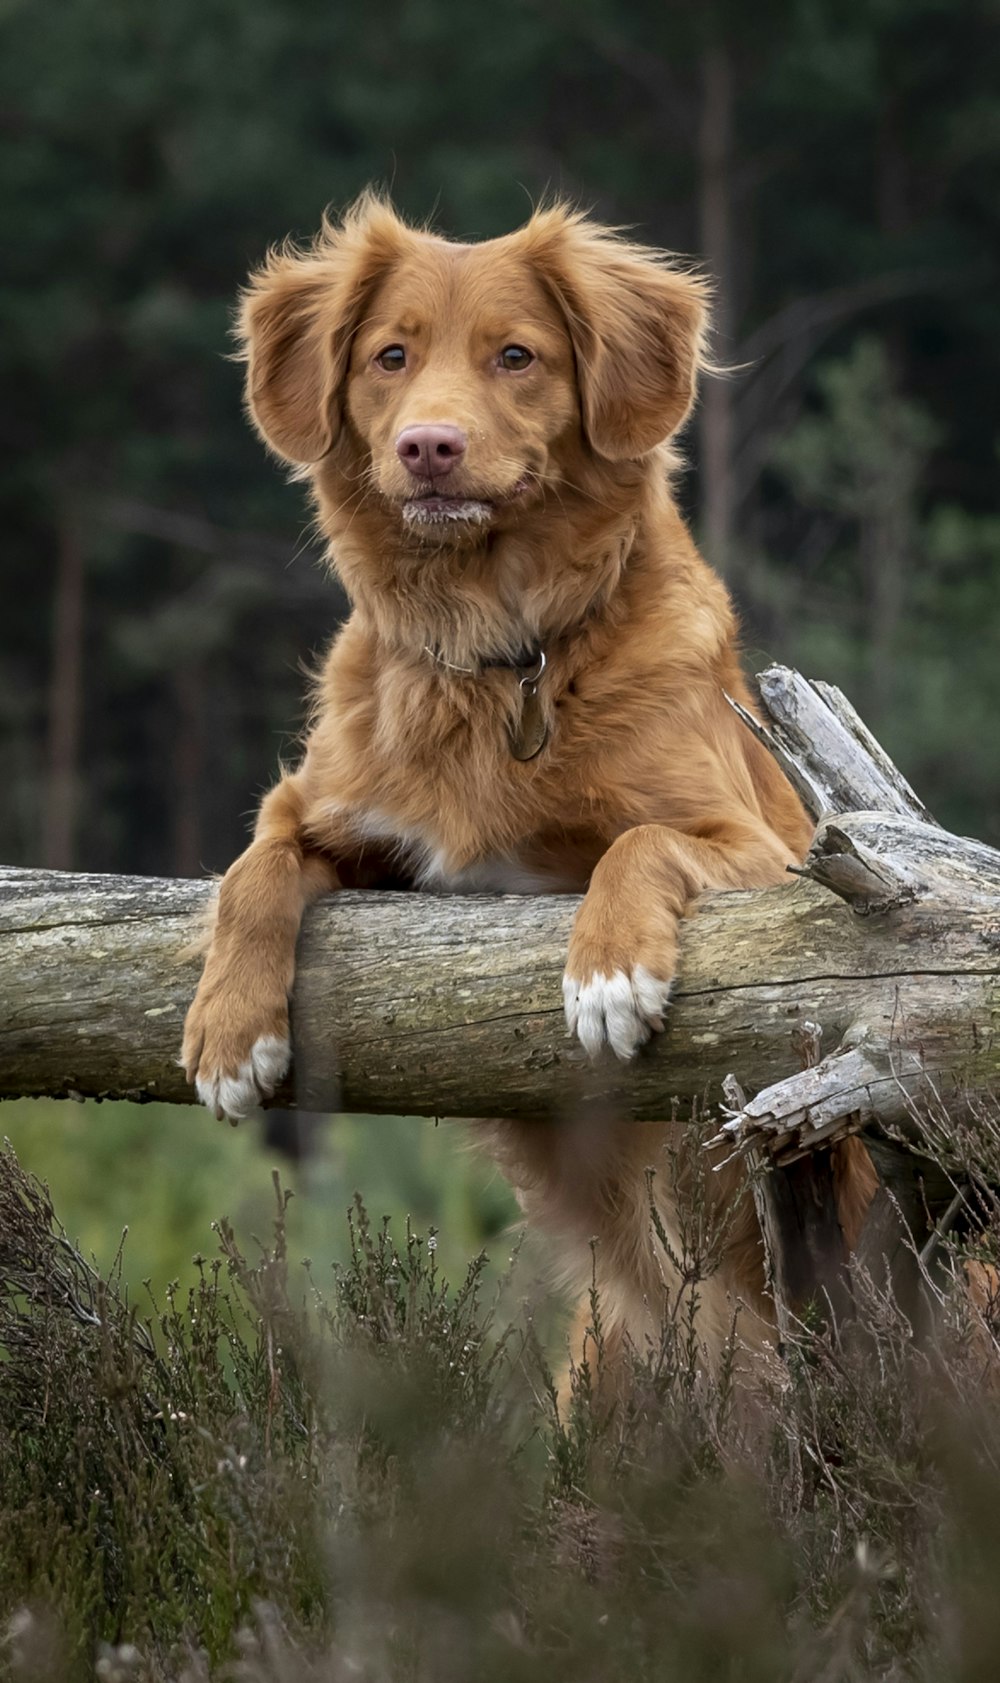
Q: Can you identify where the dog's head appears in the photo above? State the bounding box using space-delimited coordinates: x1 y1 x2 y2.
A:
238 194 710 548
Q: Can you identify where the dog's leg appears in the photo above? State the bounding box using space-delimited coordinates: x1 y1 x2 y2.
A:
561 819 878 1341
181 775 338 1122
563 816 797 1060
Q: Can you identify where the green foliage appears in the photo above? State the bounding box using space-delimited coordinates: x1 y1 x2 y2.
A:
770 338 940 520
765 337 1000 837
0 1099 519 1306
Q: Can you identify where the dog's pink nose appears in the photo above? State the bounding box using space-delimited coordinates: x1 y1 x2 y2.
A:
395 424 468 480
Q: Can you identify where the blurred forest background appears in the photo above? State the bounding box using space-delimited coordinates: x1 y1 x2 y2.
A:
1 0 999 1291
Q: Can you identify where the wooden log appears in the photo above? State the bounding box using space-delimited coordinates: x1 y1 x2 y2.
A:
0 805 997 1122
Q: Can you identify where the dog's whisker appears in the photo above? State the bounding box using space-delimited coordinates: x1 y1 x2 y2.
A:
543 470 609 509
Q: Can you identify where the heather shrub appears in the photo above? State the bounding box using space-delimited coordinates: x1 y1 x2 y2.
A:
3 1118 1000 1682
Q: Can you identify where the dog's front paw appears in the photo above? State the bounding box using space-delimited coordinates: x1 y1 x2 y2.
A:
563 877 680 1061
563 964 674 1061
193 1032 291 1124
182 983 290 1123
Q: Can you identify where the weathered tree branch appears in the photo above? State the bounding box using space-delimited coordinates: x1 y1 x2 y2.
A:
0 804 996 1128
4 661 995 1351
729 666 935 824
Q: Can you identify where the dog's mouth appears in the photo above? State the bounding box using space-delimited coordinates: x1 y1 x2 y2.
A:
400 476 531 528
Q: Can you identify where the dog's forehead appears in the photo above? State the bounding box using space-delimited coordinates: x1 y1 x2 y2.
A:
366 235 564 338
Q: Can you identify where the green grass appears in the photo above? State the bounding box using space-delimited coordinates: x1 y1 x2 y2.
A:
0 1098 519 1306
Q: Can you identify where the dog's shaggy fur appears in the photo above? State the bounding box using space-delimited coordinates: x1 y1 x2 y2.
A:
182 194 876 1376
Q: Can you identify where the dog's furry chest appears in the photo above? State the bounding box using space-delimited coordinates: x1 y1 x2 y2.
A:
346 805 586 895
315 637 625 895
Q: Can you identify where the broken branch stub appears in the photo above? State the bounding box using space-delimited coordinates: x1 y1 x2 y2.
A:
710 1036 930 1165
709 808 1000 1171
730 664 936 824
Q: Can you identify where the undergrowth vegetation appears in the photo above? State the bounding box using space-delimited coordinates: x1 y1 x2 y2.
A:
3 1129 1000 1682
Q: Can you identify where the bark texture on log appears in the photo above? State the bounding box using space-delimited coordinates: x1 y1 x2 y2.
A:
0 806 997 1119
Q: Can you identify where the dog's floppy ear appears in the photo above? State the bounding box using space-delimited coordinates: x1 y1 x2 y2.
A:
524 208 711 461
236 194 409 465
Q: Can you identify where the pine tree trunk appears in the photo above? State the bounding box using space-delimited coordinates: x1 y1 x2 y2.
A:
41 517 85 871
697 41 736 578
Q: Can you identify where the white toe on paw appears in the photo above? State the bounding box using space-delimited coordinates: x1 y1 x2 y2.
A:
563 967 673 1062
250 1033 291 1094
632 965 674 1033
196 1033 291 1123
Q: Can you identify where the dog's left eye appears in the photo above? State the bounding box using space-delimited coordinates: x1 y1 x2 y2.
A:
498 345 534 371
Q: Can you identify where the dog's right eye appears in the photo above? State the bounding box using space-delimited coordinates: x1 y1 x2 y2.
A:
499 345 534 371
374 345 406 372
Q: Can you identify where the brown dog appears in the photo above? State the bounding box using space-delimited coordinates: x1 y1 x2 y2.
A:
182 194 874 1372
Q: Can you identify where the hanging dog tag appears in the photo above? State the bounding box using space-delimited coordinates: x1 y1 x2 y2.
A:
508 652 548 761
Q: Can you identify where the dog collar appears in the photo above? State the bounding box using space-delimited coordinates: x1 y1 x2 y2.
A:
423 643 542 675
423 644 549 761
